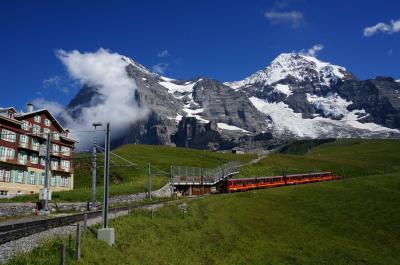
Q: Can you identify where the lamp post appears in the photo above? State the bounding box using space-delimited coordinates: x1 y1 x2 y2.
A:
92 122 103 210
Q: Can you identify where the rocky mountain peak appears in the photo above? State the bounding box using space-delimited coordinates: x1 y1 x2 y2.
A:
121 55 155 77
225 53 355 90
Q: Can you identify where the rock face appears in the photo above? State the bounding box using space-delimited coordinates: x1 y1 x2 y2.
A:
65 53 400 150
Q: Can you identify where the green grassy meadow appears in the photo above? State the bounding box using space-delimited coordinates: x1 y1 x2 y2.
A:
240 139 400 178
5 139 400 264
8 172 400 265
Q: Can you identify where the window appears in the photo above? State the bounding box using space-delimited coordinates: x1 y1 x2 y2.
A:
61 160 70 171
0 147 15 161
29 171 36 185
51 176 56 186
61 146 70 156
1 129 16 142
31 137 40 150
52 144 59 153
22 121 30 131
19 134 29 148
40 158 46 166
34 115 41 123
44 119 51 127
15 170 23 183
40 172 45 185
51 160 59 170
0 168 11 182
43 128 50 137
53 132 60 141
18 151 27 164
32 125 41 135
30 153 38 164
60 176 69 187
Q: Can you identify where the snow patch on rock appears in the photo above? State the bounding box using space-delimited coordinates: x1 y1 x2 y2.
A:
217 123 249 133
249 96 399 138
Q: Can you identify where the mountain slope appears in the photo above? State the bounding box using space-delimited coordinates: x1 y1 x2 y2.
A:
65 53 400 150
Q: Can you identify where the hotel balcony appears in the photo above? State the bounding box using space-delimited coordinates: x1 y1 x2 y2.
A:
0 157 27 166
52 166 71 174
18 142 40 152
18 142 29 149
51 151 63 158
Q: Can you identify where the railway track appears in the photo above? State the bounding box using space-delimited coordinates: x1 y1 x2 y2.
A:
0 200 169 245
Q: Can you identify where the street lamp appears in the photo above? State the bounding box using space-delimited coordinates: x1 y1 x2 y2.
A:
91 122 103 210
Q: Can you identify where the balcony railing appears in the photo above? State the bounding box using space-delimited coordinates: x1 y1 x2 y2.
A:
60 167 70 173
31 145 40 151
18 159 28 165
18 142 29 148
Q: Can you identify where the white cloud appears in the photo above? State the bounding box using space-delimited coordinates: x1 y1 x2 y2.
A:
264 10 303 28
363 19 400 37
152 63 169 75
32 98 65 117
157 49 169 58
41 48 150 148
300 44 324 57
42 75 70 94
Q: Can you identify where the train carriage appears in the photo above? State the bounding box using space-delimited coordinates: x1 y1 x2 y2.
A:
227 172 340 192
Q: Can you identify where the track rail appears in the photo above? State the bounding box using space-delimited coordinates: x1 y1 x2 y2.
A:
0 200 167 245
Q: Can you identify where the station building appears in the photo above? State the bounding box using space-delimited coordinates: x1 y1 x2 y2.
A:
0 103 77 197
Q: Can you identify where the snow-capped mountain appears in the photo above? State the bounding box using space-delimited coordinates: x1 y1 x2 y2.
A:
65 53 400 150
225 53 354 89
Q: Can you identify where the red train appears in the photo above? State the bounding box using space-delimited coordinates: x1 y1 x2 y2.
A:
227 172 341 192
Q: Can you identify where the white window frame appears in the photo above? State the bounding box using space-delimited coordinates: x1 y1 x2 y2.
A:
15 170 23 183
44 118 51 127
22 121 30 131
43 128 50 137
1 129 16 142
61 146 71 156
0 146 15 161
29 171 36 185
32 125 41 136
61 160 70 171
34 115 41 123
30 153 38 164
31 137 40 150
51 160 59 170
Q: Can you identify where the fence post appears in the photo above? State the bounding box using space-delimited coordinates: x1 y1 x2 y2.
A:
83 213 87 230
60 243 65 265
76 224 81 261
68 235 72 256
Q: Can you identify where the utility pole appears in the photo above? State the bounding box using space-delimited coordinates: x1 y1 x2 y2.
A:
42 133 51 211
97 122 114 246
102 122 110 229
92 123 103 210
170 165 174 197
147 162 151 199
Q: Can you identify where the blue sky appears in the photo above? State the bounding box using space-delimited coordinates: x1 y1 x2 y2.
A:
0 0 399 111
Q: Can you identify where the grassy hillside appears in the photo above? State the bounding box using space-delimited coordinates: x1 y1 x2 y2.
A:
3 144 255 202
8 172 400 265
240 139 400 178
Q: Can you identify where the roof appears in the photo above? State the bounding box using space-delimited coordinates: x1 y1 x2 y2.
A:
60 135 79 143
0 107 17 113
230 172 332 181
0 114 22 125
15 109 66 132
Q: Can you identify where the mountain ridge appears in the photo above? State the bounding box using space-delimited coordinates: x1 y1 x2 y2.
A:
65 52 400 150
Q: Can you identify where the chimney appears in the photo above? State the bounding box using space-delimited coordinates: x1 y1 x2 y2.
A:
27 102 33 113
